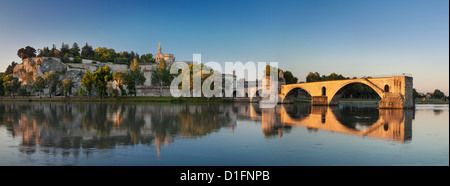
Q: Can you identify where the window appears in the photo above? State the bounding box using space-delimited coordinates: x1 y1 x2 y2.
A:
322 87 326 96
384 85 389 92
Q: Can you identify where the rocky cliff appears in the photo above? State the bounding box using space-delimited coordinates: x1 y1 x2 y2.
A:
13 57 83 95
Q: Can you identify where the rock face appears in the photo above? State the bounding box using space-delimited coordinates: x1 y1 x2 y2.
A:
13 57 68 82
13 57 81 95
12 57 152 97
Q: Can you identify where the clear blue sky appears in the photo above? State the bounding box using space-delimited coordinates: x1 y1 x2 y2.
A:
0 0 448 94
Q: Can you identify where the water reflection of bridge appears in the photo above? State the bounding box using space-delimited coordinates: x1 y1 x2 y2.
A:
236 103 413 142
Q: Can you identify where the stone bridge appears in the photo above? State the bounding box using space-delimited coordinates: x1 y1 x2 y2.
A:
251 75 414 109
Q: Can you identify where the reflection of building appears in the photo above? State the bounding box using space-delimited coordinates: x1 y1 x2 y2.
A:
155 42 175 63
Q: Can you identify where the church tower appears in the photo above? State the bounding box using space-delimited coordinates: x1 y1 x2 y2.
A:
155 42 163 62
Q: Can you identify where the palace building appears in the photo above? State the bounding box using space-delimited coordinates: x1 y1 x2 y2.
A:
155 42 175 63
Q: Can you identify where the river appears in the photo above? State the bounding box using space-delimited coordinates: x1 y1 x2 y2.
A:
0 102 448 166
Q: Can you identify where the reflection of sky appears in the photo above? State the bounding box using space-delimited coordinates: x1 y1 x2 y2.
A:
415 104 449 110
0 0 448 95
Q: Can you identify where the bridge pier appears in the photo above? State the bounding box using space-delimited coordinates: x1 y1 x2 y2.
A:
311 96 329 106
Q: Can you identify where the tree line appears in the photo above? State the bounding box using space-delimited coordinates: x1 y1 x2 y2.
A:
0 71 74 99
17 43 156 66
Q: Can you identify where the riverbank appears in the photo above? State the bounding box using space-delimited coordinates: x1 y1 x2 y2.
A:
415 99 449 104
0 96 234 103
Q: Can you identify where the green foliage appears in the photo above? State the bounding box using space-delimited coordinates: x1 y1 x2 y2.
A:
108 82 119 97
413 88 421 99
4 61 17 75
283 71 298 84
113 71 127 96
17 46 36 59
306 72 348 82
94 47 117 62
18 84 31 96
62 78 75 97
77 88 85 97
123 58 146 96
70 42 80 57
152 59 174 87
33 76 46 96
62 53 71 63
265 65 281 77
81 71 94 97
73 56 82 63
432 89 446 99
139 53 155 63
81 43 94 59
44 71 60 98
92 65 113 99
25 43 144 66
2 74 21 98
38 47 52 57
60 43 70 58
0 73 5 96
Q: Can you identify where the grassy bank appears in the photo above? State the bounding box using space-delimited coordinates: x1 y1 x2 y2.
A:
0 96 234 103
415 99 449 104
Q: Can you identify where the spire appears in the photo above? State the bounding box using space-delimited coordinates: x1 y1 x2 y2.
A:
158 42 161 53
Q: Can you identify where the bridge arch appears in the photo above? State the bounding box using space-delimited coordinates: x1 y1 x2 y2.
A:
249 88 265 102
328 81 384 105
281 85 312 103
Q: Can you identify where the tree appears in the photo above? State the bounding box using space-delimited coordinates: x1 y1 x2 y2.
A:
81 71 94 98
306 72 322 82
92 65 113 99
4 61 17 75
139 53 155 63
283 71 298 84
94 47 116 62
73 56 82 63
81 43 94 59
265 65 280 77
2 75 21 98
38 47 52 57
17 46 36 59
60 42 70 57
433 89 445 99
62 78 75 97
124 58 146 96
70 42 80 57
62 53 71 63
44 71 60 98
113 71 127 96
52 44 60 57
413 88 421 99
0 73 5 97
32 76 46 97
152 59 173 96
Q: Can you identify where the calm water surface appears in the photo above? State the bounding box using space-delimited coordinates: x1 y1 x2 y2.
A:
0 102 448 166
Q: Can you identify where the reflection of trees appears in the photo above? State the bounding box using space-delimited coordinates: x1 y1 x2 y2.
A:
433 110 443 116
150 104 234 139
178 105 233 137
0 102 236 157
80 103 114 137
